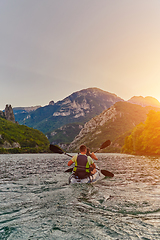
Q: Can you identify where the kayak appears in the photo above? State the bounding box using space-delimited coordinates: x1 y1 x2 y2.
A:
69 168 101 184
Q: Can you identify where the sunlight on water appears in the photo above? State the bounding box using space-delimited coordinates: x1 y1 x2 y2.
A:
0 153 159 239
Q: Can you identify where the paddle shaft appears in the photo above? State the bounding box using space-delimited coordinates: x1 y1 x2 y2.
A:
94 140 111 153
50 140 110 156
50 144 72 157
65 167 114 177
94 148 100 153
64 152 72 158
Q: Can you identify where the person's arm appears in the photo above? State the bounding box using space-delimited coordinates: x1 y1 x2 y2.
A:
92 162 96 168
88 156 97 174
90 162 96 174
90 152 98 160
68 155 76 166
68 159 73 166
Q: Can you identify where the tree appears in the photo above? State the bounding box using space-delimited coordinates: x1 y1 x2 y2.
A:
122 110 160 155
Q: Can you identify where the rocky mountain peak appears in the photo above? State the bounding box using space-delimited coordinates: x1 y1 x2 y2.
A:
52 87 123 119
49 101 55 105
5 105 15 123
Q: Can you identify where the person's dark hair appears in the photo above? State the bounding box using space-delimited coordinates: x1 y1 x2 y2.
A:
86 148 91 156
79 145 87 152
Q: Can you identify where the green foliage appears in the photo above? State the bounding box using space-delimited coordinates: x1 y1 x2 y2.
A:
0 117 49 153
122 110 160 155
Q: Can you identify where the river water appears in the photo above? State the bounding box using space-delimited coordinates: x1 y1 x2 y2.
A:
0 153 159 239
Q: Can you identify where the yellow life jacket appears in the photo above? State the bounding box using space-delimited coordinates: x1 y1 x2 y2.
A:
73 154 90 173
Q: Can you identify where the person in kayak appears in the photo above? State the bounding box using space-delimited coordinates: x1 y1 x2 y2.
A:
68 145 97 179
86 147 98 171
86 147 98 160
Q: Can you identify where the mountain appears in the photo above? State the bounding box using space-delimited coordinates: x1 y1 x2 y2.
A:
47 123 83 148
14 88 123 144
128 96 160 107
68 101 160 152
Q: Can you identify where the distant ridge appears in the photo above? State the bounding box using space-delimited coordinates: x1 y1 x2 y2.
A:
128 96 160 107
13 106 41 114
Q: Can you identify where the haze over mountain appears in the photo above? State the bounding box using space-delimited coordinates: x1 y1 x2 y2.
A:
13 106 41 114
128 96 160 108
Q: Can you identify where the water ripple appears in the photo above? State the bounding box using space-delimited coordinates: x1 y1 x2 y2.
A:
0 153 159 239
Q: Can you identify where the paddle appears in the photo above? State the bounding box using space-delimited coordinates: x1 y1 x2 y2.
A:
65 167 114 177
50 140 114 177
94 139 111 153
100 170 114 178
49 144 72 158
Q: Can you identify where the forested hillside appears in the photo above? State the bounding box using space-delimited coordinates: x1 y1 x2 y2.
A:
122 110 160 155
0 117 49 153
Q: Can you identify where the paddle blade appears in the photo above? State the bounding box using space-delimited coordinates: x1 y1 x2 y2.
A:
65 167 73 172
100 140 111 149
101 170 114 177
50 144 64 154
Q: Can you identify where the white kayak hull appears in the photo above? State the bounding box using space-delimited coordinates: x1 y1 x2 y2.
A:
69 169 101 184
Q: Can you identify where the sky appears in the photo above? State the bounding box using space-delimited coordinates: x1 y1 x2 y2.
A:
1 0 160 110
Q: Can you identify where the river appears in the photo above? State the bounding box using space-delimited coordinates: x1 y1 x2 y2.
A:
0 153 159 239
